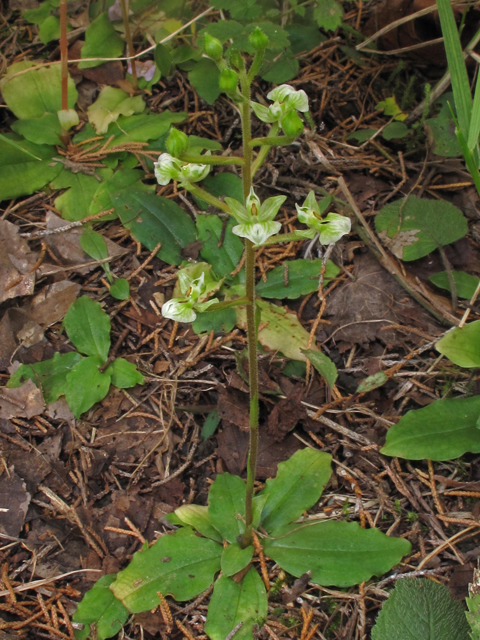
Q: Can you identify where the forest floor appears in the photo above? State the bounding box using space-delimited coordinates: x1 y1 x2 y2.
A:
1 1 480 639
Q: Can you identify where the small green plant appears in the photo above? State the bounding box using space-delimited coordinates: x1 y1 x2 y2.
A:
7 295 144 417
71 28 410 640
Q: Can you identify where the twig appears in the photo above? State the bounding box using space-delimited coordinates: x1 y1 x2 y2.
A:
20 209 115 238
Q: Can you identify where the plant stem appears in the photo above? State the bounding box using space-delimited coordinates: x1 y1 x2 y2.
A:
179 154 245 166
120 0 137 90
251 122 279 176
239 70 259 549
249 135 295 147
59 0 68 111
186 184 232 214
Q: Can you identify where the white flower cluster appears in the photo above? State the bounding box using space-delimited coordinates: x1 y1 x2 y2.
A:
154 154 210 187
226 188 286 245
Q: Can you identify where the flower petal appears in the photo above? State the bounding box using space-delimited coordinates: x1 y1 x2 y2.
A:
258 195 286 221
246 187 261 216
251 101 276 123
285 89 309 112
195 298 219 312
303 191 320 215
232 221 281 245
225 197 250 223
154 153 182 185
318 213 351 245
267 84 296 103
162 299 196 323
181 162 210 183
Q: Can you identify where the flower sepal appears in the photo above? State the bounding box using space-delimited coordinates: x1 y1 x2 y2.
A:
295 191 351 245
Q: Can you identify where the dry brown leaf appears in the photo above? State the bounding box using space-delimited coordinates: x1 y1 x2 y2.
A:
0 379 45 419
0 221 38 303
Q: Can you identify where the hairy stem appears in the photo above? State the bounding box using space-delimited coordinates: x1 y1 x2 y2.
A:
59 0 68 111
179 154 245 166
239 70 259 549
251 122 279 177
186 184 232 214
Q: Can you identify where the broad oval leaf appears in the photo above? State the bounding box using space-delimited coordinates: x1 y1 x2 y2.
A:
371 578 471 640
436 321 480 368
0 60 77 120
72 574 129 640
79 12 124 70
111 527 222 611
113 190 196 265
105 358 144 388
0 136 62 201
12 113 62 146
197 215 244 278
302 349 337 390
109 278 130 300
381 395 480 460
256 259 340 299
52 171 104 222
87 87 145 135
221 543 254 577
429 270 480 299
258 448 332 534
80 228 108 261
188 58 220 105
204 569 268 640
264 521 410 587
64 296 111 361
357 371 388 393
236 298 320 362
65 356 112 417
208 473 246 543
375 195 468 261
7 352 82 404
175 504 223 543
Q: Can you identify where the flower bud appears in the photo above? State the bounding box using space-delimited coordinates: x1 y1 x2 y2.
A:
280 110 304 138
166 128 188 157
204 33 223 61
57 109 79 131
228 48 244 70
248 26 269 50
219 68 239 94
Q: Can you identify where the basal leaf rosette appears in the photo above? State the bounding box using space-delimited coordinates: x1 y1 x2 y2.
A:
154 152 210 188
225 187 286 245
251 84 309 137
295 190 351 245
162 263 221 323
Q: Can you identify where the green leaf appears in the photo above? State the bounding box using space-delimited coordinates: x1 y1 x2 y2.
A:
72 574 129 640
87 87 145 135
236 298 320 362
186 136 223 155
64 295 111 361
436 321 480 367
205 569 268 640
38 14 61 44
285 24 326 55
201 410 221 441
302 349 337 390
382 122 410 140
261 52 299 84
199 20 243 44
264 521 410 587
23 0 57 25
106 358 144 388
154 43 172 76
111 527 222 611
192 307 237 335
7 352 82 404
52 171 104 221
109 278 130 300
208 473 246 543
113 190 196 265
188 58 221 105
371 578 471 640
375 195 468 261
79 12 124 69
357 371 388 393
429 270 480 299
466 592 480 639
381 395 480 460
314 0 343 31
197 215 244 277
200 172 244 205
80 228 108 261
425 97 461 157
107 112 187 146
347 128 377 143
174 504 223 543
258 449 331 533
65 356 112 417
89 168 145 217
0 60 77 120
221 543 254 577
12 113 63 146
0 136 62 200
256 259 340 299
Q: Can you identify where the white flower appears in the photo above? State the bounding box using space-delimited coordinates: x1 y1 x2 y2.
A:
162 299 196 323
154 153 182 185
154 153 210 187
162 264 220 323
232 220 282 245
267 85 309 112
295 191 351 245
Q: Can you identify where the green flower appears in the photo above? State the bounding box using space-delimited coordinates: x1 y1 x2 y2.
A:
225 188 286 245
251 84 309 136
161 264 220 323
295 191 351 245
154 153 210 187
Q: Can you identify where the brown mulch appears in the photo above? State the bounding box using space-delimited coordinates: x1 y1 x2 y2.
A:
1 1 480 639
